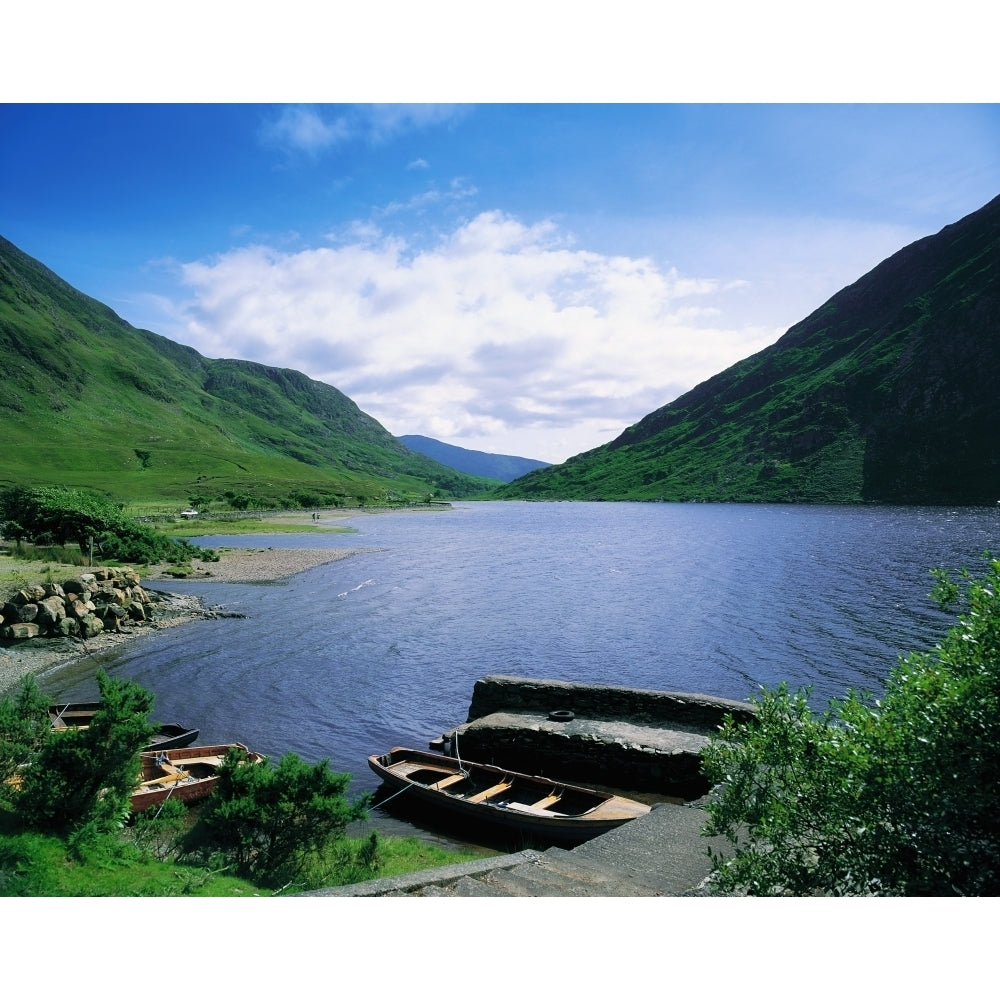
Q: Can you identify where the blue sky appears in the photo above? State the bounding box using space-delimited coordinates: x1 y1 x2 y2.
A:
3 80 999 464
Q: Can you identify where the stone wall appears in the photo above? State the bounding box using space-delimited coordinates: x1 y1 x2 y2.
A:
451 719 712 798
438 675 758 799
1 567 154 642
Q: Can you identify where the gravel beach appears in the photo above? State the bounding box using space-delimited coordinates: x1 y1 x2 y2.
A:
147 545 369 584
0 545 367 695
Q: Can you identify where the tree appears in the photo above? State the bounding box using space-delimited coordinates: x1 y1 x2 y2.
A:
181 750 369 885
15 671 155 833
0 485 215 564
701 557 1000 896
0 676 51 796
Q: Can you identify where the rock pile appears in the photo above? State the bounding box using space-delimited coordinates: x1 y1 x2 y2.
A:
1 567 154 643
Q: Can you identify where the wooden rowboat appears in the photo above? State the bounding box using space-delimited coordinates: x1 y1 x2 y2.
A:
368 747 650 843
130 743 264 813
49 702 200 752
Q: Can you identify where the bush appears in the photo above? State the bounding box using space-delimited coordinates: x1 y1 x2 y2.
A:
0 485 213 565
15 671 154 834
0 676 51 796
702 557 1000 896
126 798 189 860
0 830 60 896
181 750 370 886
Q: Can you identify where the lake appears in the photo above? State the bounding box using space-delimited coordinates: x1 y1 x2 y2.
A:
45 501 999 805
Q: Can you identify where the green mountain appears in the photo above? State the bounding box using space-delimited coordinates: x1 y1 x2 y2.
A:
0 236 495 510
496 194 1000 505
398 435 550 483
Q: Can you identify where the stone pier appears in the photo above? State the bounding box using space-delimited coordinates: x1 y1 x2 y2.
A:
433 675 756 800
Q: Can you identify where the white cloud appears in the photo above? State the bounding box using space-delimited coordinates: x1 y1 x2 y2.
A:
361 104 467 142
166 211 782 463
376 178 478 218
259 104 468 157
259 106 351 155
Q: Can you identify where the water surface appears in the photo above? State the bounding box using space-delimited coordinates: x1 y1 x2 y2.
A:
46 501 998 802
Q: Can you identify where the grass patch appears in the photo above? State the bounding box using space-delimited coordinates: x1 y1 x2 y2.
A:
0 552 116 590
366 834 491 881
0 806 488 896
159 518 357 538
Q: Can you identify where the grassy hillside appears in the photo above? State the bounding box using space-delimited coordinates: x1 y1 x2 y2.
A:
497 194 1000 504
0 236 495 511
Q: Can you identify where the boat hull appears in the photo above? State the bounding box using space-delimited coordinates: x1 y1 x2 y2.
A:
130 743 263 813
49 703 199 752
369 747 650 844
145 724 201 752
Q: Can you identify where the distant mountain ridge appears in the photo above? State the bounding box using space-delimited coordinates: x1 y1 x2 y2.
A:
399 435 551 483
497 194 1000 505
0 235 495 507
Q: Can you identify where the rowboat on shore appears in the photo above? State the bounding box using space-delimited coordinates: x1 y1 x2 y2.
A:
49 702 200 752
130 743 264 813
368 746 651 843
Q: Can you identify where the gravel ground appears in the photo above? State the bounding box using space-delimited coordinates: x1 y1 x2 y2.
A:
0 545 368 694
146 545 370 584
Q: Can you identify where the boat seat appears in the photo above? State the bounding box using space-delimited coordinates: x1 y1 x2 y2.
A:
503 801 568 817
147 771 191 786
530 793 563 810
430 773 467 790
394 762 428 777
467 779 513 803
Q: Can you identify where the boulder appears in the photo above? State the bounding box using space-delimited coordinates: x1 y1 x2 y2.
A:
101 604 128 631
67 598 91 619
56 617 80 637
3 622 41 640
37 596 67 627
14 603 39 623
78 613 104 638
62 579 93 602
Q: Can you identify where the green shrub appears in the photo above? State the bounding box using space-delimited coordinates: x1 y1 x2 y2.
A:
702 557 1000 896
15 671 154 834
125 798 189 861
0 676 51 797
0 831 59 895
0 485 214 565
181 750 370 886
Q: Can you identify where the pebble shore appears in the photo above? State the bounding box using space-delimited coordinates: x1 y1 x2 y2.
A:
149 545 369 584
0 545 367 694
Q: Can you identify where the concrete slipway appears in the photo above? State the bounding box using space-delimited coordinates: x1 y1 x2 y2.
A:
304 797 728 897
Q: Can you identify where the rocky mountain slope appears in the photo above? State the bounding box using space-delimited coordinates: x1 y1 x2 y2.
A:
497 194 1000 504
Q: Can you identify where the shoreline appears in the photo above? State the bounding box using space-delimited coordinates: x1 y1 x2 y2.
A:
147 544 372 584
0 545 367 695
